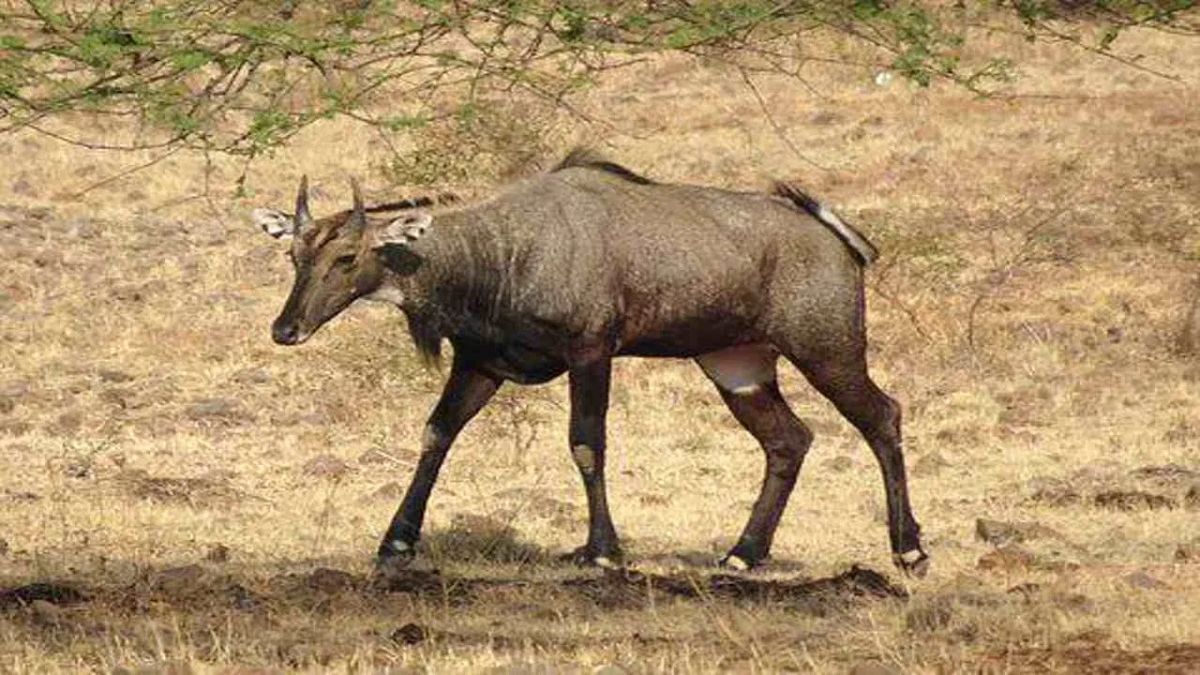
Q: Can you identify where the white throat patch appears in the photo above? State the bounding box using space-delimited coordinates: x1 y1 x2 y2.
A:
367 285 406 307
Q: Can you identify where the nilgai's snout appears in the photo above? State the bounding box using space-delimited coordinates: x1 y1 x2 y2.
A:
272 320 301 345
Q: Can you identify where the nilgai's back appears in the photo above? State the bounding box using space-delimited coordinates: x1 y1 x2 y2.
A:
436 166 867 357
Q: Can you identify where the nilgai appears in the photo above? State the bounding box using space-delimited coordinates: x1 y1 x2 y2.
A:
252 150 928 574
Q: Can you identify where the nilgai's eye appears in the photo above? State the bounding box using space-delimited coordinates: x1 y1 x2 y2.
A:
334 254 356 266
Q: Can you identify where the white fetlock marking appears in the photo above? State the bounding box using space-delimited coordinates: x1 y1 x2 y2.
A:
593 556 617 569
730 383 762 395
421 425 445 454
723 555 750 571
572 445 597 475
898 549 924 565
389 540 412 554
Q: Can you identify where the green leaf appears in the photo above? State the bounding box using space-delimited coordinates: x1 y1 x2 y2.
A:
381 115 428 131
0 35 27 50
248 110 294 146
170 50 212 71
1099 26 1121 50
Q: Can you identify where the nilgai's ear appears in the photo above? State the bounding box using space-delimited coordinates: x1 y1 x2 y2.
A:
370 211 433 249
252 208 296 239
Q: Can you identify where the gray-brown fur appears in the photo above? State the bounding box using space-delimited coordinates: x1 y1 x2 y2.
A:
258 150 927 575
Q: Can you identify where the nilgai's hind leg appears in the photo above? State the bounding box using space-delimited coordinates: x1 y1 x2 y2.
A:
377 355 501 566
697 345 813 570
790 353 928 575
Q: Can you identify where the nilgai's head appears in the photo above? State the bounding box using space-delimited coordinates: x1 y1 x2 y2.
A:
252 177 431 345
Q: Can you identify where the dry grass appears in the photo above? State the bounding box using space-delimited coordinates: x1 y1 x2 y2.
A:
1 21 1199 674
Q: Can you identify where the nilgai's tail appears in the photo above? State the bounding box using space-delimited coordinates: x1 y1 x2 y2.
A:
772 182 879 265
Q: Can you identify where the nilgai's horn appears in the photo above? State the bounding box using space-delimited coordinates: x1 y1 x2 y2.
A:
294 175 313 230
350 177 366 225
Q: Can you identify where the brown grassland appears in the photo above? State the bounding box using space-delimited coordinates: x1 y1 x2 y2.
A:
1 18 1199 674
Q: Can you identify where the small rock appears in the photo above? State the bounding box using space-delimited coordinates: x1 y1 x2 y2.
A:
1093 490 1175 510
281 642 333 667
111 284 147 302
1006 582 1042 596
302 454 352 479
153 564 206 594
1124 570 1167 590
1055 592 1096 614
227 583 261 612
911 451 950 477
97 369 134 383
11 177 37 196
1174 539 1200 562
977 545 1036 572
65 219 97 239
1185 484 1199 509
809 110 843 126
306 568 355 593
371 482 404 500
822 455 854 472
2 582 86 606
390 622 428 646
636 493 669 507
0 381 30 399
975 518 1061 545
231 367 270 385
4 489 40 502
185 398 253 425
1027 477 1082 506
63 457 92 479
1131 464 1196 482
98 388 131 409
0 420 32 436
29 599 63 624
205 544 230 564
49 410 83 435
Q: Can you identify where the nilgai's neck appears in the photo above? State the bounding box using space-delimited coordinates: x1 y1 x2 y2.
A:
397 210 505 326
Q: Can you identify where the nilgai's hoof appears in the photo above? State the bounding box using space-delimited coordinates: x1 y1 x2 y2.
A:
717 553 757 571
374 540 416 576
560 546 623 569
893 549 930 578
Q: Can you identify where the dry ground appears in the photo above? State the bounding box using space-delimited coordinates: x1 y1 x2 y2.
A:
1 20 1199 675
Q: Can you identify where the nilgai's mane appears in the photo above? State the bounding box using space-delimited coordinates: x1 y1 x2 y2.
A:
365 193 458 214
311 193 459 244
552 148 655 185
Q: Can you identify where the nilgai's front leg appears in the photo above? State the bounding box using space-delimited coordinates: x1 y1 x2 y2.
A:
565 352 622 566
377 356 501 565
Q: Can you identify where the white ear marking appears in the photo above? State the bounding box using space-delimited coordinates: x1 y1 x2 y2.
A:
373 211 433 249
252 208 296 239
